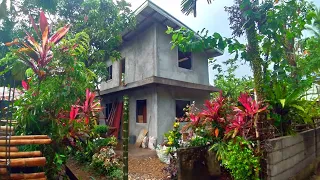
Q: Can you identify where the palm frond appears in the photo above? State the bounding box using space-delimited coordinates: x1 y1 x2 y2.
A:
308 7 320 38
181 0 212 17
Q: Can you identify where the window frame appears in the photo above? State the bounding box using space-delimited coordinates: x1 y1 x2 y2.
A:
178 49 192 70
175 99 191 118
136 99 147 124
106 65 113 81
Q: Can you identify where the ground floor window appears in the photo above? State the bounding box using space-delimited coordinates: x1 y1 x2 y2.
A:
105 103 113 119
176 100 191 118
136 100 147 123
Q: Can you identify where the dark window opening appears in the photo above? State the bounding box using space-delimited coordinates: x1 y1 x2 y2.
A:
178 49 192 69
120 59 125 85
121 59 125 74
105 103 112 119
176 100 191 118
136 100 147 123
107 65 112 81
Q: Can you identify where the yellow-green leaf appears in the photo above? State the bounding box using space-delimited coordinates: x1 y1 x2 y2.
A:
280 99 286 108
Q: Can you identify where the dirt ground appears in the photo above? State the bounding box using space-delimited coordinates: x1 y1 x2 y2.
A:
128 156 167 180
67 145 167 180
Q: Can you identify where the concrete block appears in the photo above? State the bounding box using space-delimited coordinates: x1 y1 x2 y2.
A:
268 150 283 165
282 135 303 148
282 142 305 160
301 129 315 138
292 151 306 166
304 136 316 147
267 138 283 151
299 153 315 171
266 129 320 179
305 145 316 157
269 155 298 176
270 168 294 180
269 151 305 177
316 143 320 153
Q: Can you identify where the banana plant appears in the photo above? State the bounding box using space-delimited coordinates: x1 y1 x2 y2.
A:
5 11 70 80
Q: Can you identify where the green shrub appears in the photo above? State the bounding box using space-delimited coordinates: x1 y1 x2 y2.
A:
213 137 260 180
90 146 123 179
94 136 117 148
93 125 109 134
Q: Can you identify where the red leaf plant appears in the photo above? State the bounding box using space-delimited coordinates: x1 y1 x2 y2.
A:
56 89 101 147
57 89 101 126
180 92 227 136
22 80 29 90
225 93 268 138
199 91 225 123
6 11 70 80
79 89 101 125
69 106 80 124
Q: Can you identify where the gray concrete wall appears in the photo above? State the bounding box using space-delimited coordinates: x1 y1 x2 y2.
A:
100 85 211 143
156 86 211 142
266 128 320 180
100 23 157 91
100 22 212 92
100 86 158 139
155 24 210 86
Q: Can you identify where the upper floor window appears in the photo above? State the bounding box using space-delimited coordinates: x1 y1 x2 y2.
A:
107 65 112 81
178 49 192 69
121 59 125 74
120 59 125 85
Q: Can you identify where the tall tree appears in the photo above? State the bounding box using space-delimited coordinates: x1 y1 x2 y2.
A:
180 0 265 101
0 0 135 81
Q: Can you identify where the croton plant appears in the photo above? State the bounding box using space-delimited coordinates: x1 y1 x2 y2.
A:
171 91 268 146
6 11 70 80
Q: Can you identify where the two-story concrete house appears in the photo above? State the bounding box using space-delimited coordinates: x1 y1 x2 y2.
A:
99 1 222 143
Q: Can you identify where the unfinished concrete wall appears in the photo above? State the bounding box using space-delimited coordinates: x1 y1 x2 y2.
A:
156 24 210 86
100 86 158 139
100 24 157 91
156 86 211 142
266 128 320 180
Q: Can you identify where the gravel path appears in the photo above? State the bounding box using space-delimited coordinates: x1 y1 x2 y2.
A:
129 156 167 180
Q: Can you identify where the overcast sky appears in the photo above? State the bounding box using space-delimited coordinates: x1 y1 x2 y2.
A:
126 0 320 85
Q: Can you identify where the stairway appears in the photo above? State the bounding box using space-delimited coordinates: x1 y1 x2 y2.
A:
0 120 51 180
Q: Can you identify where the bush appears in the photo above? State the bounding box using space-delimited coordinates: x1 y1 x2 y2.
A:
213 137 260 180
94 136 117 148
93 125 109 134
90 146 123 179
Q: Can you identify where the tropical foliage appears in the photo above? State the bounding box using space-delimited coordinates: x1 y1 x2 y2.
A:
0 0 135 81
162 0 320 179
168 0 320 135
163 92 267 179
0 10 118 178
